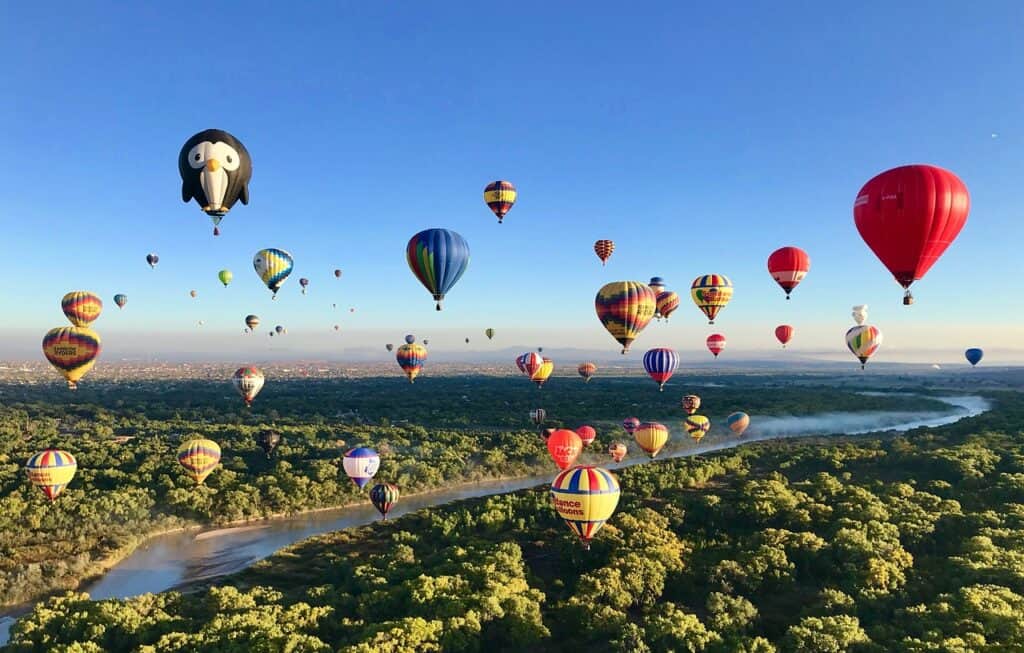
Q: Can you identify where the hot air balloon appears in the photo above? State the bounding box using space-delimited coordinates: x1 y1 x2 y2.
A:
578 362 597 382
649 277 666 295
706 334 726 358
370 483 400 520
852 305 868 325
255 430 281 458
177 438 221 484
43 327 101 389
25 449 77 501
594 239 615 265
333 325 340 331
530 409 547 425
576 425 597 447
547 429 583 470
465 337 470 344
245 315 260 331
538 347 544 353
218 270 233 287
190 290 198 299
397 341 428 382
113 294 127 309
520 352 544 377
656 291 680 322
343 447 380 489
146 253 159 268
178 129 252 236
550 465 620 549
269 331 274 337
634 422 669 458
767 247 811 299
846 325 883 369
608 442 628 463
422 339 429 346
485 328 495 340
232 366 265 406
854 165 970 305
685 415 711 442
726 412 750 436
404 334 415 345
61 291 102 327
386 343 394 352
275 325 284 335
643 347 679 391
622 417 640 436
531 358 554 388
595 281 657 353
483 180 516 223
406 228 470 310
253 248 294 299
775 325 794 348
681 394 701 415
299 278 309 295
965 348 984 366
691 275 733 324
334 269 342 278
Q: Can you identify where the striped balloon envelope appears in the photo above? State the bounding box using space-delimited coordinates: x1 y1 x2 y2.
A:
25 449 77 501
593 239 614 265
483 180 517 223
343 447 380 489
690 274 733 324
369 483 400 520
531 358 554 388
846 325 883 369
577 362 597 382
767 246 811 299
520 352 544 377
396 343 428 382
595 281 657 353
61 291 103 327
550 465 620 549
406 228 471 310
621 417 640 436
643 348 679 391
726 412 750 436
42 327 101 389
177 438 221 484
655 291 680 321
706 334 727 359
114 294 128 309
253 248 294 298
685 415 711 442
530 408 546 425
634 421 669 458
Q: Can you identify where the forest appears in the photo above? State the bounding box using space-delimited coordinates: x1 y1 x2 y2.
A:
4 386 1020 651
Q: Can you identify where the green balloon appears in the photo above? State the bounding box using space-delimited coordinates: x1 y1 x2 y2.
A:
218 269 233 287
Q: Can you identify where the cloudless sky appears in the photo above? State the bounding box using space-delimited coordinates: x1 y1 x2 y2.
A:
2 2 1022 362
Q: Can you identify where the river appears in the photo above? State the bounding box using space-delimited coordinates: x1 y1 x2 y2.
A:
0 395 989 644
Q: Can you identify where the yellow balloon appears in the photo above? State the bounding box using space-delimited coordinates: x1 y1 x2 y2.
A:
531 358 554 387
177 438 222 484
634 422 669 458
690 275 733 324
685 415 711 442
550 465 620 548
42 327 101 389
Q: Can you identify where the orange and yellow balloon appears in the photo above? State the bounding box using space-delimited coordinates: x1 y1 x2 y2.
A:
690 275 733 324
595 281 657 353
531 357 554 387
634 421 669 458
43 327 101 389
177 438 222 484
685 415 711 442
61 291 102 327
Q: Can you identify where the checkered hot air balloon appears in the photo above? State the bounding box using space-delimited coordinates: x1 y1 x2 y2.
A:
483 180 517 223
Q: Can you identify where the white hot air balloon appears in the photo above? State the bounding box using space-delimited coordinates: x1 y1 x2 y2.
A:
851 305 868 326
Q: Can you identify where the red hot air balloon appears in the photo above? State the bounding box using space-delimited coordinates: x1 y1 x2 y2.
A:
854 164 970 305
767 246 810 299
594 239 615 265
576 425 597 447
775 325 794 348
547 429 582 470
706 334 726 358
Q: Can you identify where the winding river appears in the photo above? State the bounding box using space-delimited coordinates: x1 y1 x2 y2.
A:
0 396 990 644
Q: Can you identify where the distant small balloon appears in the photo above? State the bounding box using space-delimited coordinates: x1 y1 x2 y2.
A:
146 253 159 268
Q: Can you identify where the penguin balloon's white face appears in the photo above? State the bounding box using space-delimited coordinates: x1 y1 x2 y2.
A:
187 141 242 171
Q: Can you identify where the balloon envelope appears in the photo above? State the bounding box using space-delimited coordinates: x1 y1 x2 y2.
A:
253 249 294 297
218 270 233 287
608 442 628 463
43 327 101 389
177 438 221 484
767 247 811 298
965 348 983 366
643 348 679 390
406 228 470 310
691 275 733 324
726 412 750 436
846 325 883 369
25 449 77 501
595 281 657 353
547 429 583 470
576 425 597 446
483 180 517 223
550 465 620 547
178 128 252 235
113 294 127 309
594 239 614 265
343 447 380 489
622 417 640 435
634 422 669 458
232 366 265 406
397 343 428 382
775 325 794 347
61 291 102 327
706 334 726 358
655 291 680 321
370 483 400 519
685 415 711 442
577 362 597 382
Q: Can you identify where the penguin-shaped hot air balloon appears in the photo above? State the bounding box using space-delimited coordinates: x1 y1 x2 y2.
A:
179 129 252 236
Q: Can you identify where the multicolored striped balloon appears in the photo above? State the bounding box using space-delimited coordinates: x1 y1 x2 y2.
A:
593 239 614 265
726 412 750 436
846 325 883 369
61 291 103 327
25 449 77 501
656 291 680 321
114 294 127 309
370 483 400 519
232 366 265 406
634 421 669 458
531 357 554 388
530 408 547 425
684 415 711 442
550 465 620 548
483 180 517 223
42 326 101 389
577 362 597 382
253 248 294 298
691 274 733 324
396 342 428 382
643 347 679 391
177 438 221 484
595 281 657 353
406 228 470 310
343 447 380 489
520 352 544 377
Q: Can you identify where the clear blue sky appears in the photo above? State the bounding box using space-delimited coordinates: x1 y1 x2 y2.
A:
2 2 1022 361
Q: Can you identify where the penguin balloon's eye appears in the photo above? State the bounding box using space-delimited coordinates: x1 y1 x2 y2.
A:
211 142 242 172
187 143 211 170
